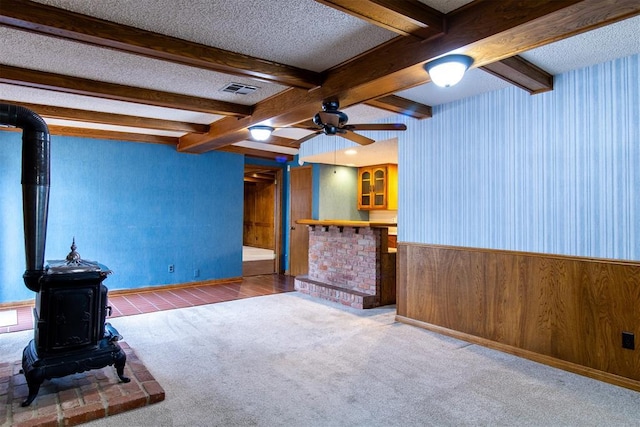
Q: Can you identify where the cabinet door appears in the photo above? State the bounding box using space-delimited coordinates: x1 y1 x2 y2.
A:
372 167 387 208
359 169 372 208
358 165 395 210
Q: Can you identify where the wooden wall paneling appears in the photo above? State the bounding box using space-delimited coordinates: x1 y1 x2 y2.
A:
243 183 256 246
524 254 557 353
380 252 397 307
441 247 469 332
255 182 275 249
483 251 521 348
397 243 640 391
401 244 437 320
396 244 408 316
550 257 586 365
517 254 556 355
378 226 396 306
243 182 275 249
557 260 640 376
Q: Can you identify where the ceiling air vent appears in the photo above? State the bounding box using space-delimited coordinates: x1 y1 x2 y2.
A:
220 82 259 95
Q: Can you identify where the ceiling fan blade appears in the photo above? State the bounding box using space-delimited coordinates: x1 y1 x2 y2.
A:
347 123 407 131
341 130 375 146
295 131 323 144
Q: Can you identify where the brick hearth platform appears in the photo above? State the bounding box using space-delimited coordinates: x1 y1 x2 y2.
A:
294 222 396 309
0 342 164 427
294 276 378 309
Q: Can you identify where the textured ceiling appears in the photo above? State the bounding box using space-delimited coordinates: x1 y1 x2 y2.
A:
519 15 640 75
0 26 287 103
1 0 639 165
32 0 398 72
0 83 223 124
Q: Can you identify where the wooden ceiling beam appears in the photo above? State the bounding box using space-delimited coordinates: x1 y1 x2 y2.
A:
480 56 554 94
248 135 302 149
180 87 319 153
244 176 275 184
244 166 278 175
247 172 276 181
316 0 444 39
0 65 251 117
179 0 640 153
1 101 209 133
1 121 177 145
365 95 432 119
244 171 277 183
219 145 294 162
46 125 178 145
321 0 552 95
0 0 321 89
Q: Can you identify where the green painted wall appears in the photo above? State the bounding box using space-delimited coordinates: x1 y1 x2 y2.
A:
317 164 368 221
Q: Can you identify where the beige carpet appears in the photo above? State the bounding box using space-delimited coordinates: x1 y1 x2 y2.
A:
1 292 638 426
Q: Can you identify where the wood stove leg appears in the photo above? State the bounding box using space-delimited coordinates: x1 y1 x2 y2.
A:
21 368 44 407
21 340 44 407
113 346 130 383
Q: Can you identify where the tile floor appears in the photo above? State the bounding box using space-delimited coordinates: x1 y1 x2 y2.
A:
0 274 296 335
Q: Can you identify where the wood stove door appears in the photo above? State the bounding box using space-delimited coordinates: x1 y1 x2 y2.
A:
45 285 101 352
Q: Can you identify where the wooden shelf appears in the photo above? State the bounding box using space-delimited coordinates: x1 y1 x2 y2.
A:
296 219 396 228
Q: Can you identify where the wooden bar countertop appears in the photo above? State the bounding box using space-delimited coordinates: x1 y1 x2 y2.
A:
296 219 396 228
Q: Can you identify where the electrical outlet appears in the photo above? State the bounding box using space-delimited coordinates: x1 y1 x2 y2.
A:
193 268 200 278
168 264 174 273
622 331 635 350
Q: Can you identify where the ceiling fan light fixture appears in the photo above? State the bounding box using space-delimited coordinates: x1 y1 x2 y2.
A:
424 54 474 87
248 125 274 141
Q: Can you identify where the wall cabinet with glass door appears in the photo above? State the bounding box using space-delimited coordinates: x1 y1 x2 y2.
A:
357 164 398 210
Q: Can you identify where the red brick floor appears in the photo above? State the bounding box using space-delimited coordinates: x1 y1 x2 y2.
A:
1 342 164 427
0 274 296 335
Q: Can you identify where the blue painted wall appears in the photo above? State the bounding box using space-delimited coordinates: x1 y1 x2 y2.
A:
0 133 244 303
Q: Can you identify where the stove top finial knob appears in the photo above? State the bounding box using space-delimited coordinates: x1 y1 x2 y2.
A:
65 237 81 265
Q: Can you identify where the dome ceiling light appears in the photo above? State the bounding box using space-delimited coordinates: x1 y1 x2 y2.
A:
424 54 474 87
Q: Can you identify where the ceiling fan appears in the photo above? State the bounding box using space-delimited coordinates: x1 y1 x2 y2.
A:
293 100 407 146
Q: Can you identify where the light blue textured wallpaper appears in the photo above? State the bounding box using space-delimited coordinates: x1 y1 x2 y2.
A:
400 54 639 260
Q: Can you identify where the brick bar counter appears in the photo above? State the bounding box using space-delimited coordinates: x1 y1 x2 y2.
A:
294 220 396 309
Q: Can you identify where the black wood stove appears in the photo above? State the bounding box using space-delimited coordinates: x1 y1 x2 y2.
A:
21 239 130 407
0 103 129 407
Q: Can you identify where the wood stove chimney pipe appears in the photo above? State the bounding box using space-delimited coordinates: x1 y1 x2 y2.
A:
0 103 50 292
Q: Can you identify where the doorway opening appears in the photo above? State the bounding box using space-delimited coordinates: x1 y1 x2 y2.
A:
242 165 283 276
